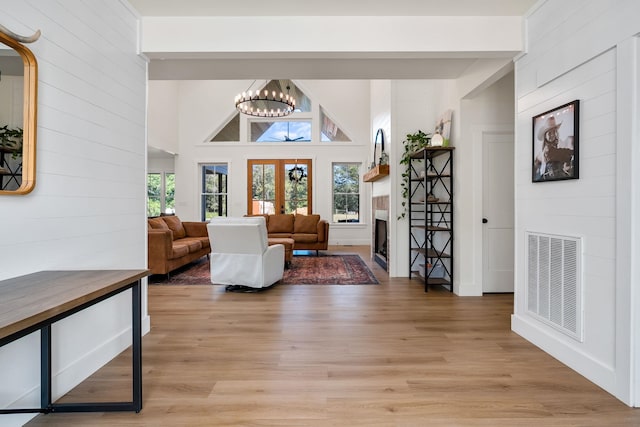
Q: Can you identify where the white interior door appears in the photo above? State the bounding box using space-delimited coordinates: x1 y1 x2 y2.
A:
482 132 514 293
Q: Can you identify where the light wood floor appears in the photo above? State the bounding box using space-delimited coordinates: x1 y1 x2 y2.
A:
27 246 639 426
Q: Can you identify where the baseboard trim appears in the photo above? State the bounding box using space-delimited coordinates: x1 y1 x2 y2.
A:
327 239 370 246
143 314 151 335
456 281 482 296
52 327 132 400
511 313 621 401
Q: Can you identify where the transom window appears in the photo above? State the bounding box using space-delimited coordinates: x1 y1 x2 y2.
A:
251 120 311 142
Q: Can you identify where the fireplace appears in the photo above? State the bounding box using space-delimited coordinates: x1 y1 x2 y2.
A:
372 196 389 271
374 214 388 270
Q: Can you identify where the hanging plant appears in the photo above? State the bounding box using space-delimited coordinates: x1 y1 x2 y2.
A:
398 130 431 220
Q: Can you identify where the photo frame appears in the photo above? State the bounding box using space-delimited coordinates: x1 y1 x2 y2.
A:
434 109 452 146
532 100 579 182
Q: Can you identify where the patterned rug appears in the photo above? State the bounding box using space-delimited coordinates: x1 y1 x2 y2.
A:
150 254 379 285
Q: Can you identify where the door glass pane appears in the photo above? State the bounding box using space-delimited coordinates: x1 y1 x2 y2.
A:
284 163 308 214
252 164 276 214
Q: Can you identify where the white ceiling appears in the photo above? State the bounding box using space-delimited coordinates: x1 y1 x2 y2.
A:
128 0 536 17
129 0 537 80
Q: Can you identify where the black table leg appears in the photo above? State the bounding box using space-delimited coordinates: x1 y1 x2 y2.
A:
41 324 51 413
132 279 142 412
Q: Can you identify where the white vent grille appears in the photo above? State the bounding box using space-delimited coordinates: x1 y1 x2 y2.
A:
525 232 582 341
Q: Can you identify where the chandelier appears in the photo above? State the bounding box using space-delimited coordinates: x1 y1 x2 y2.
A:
235 85 296 118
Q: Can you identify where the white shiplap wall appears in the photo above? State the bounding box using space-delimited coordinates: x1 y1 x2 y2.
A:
0 1 147 424
512 0 640 406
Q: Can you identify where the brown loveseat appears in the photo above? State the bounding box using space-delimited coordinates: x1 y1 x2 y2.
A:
256 213 329 255
147 216 211 275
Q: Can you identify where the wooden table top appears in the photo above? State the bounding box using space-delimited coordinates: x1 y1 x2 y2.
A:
0 270 149 342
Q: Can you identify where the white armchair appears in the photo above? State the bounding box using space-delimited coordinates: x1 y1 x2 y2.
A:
206 216 284 291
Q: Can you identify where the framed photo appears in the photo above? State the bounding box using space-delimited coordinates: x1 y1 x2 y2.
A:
434 109 452 146
532 100 579 182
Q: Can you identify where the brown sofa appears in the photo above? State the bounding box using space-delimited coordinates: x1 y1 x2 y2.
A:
254 214 329 255
147 216 211 275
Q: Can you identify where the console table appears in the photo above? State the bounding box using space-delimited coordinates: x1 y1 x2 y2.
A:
0 269 149 415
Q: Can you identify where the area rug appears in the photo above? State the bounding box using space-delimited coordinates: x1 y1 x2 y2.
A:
149 254 379 286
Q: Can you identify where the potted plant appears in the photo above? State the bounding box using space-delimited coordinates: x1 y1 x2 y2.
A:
0 125 23 159
398 130 431 219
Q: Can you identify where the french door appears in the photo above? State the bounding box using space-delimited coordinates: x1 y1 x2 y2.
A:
247 159 312 215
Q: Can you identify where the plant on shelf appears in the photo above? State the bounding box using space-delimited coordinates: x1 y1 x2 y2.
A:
398 129 431 220
0 125 23 159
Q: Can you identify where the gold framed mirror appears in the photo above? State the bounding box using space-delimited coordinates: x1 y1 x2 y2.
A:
0 28 38 195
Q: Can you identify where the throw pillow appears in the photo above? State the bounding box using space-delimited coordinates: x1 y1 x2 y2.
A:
268 214 294 233
162 216 186 239
294 214 320 234
148 217 169 230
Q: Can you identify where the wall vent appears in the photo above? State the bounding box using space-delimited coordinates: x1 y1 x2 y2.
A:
525 232 583 341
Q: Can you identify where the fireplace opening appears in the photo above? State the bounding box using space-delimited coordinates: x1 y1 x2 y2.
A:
374 216 388 271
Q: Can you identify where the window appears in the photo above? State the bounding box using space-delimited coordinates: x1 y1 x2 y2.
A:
321 108 351 142
165 173 175 213
210 113 239 142
262 79 311 113
332 163 360 223
147 173 161 217
201 164 228 220
147 172 175 217
251 120 312 142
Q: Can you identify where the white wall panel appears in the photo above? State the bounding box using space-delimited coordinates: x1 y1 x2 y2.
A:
513 0 640 406
0 1 147 424
147 81 179 153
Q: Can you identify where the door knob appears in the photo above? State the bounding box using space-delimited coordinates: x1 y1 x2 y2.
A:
482 218 488 224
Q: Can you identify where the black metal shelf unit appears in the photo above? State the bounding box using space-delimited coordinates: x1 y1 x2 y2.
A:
408 146 454 292
0 147 22 191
